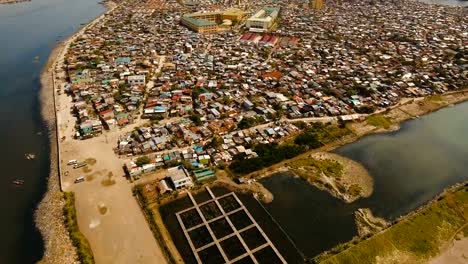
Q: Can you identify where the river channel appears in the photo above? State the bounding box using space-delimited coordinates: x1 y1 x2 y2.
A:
260 101 468 259
0 0 104 262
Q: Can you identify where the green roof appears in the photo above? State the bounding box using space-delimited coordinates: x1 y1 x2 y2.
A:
193 168 215 180
182 16 217 27
264 6 280 14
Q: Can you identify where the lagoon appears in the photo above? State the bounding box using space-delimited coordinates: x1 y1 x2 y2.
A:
261 102 468 259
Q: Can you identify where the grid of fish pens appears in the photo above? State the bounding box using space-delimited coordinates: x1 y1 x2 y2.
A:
175 189 286 264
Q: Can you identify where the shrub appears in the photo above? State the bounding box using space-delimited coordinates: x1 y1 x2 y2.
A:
63 192 94 264
136 156 151 167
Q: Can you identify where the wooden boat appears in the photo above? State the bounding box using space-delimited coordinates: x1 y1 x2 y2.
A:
25 153 36 160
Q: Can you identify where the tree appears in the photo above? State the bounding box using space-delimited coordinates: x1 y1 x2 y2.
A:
238 117 257 129
294 130 323 149
136 156 151 167
356 105 375 114
189 114 202 126
207 136 223 149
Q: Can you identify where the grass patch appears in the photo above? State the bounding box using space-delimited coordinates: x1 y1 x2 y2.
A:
348 184 362 196
288 158 343 179
425 95 443 102
295 123 352 146
63 192 95 264
366 114 392 129
463 225 468 237
316 186 468 264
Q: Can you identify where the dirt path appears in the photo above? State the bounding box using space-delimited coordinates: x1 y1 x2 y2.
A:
428 223 468 264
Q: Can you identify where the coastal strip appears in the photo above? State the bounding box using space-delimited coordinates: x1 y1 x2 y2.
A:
35 2 118 263
315 181 468 264
0 0 31 4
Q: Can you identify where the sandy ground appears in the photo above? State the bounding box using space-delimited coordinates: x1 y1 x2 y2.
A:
429 237 468 264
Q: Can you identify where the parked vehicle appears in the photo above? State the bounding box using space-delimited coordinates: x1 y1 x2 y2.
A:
73 162 87 169
67 159 78 165
74 176 85 184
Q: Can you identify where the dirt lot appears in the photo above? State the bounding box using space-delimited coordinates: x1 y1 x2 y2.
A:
55 53 166 263
429 237 468 264
60 126 166 264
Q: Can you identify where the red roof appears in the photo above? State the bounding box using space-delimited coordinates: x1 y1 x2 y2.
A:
100 109 113 115
118 118 129 125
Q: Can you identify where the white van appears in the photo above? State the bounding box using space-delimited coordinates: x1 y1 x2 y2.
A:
74 176 85 184
67 160 77 165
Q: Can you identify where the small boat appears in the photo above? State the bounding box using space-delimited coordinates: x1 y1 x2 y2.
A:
25 153 36 160
13 180 24 186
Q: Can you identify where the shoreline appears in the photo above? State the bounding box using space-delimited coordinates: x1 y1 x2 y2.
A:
35 2 117 263
315 181 468 263
242 89 468 203
0 0 30 4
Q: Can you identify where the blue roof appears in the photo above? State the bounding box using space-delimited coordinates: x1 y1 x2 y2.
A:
116 57 131 63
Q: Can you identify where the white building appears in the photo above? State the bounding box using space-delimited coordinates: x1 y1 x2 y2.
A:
246 7 280 33
167 166 193 189
128 75 146 86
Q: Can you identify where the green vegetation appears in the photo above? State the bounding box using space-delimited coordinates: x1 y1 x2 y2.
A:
206 136 223 149
136 156 151 167
425 95 443 102
295 123 351 146
229 123 351 176
189 114 202 126
292 121 308 130
463 224 468 237
133 186 176 264
237 116 260 129
63 192 95 264
366 114 392 129
229 143 306 175
316 185 468 264
288 158 343 179
348 184 362 196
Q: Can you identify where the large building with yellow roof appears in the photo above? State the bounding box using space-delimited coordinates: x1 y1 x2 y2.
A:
181 8 247 33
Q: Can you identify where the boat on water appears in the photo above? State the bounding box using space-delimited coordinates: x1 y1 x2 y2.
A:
25 153 36 160
13 180 24 186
